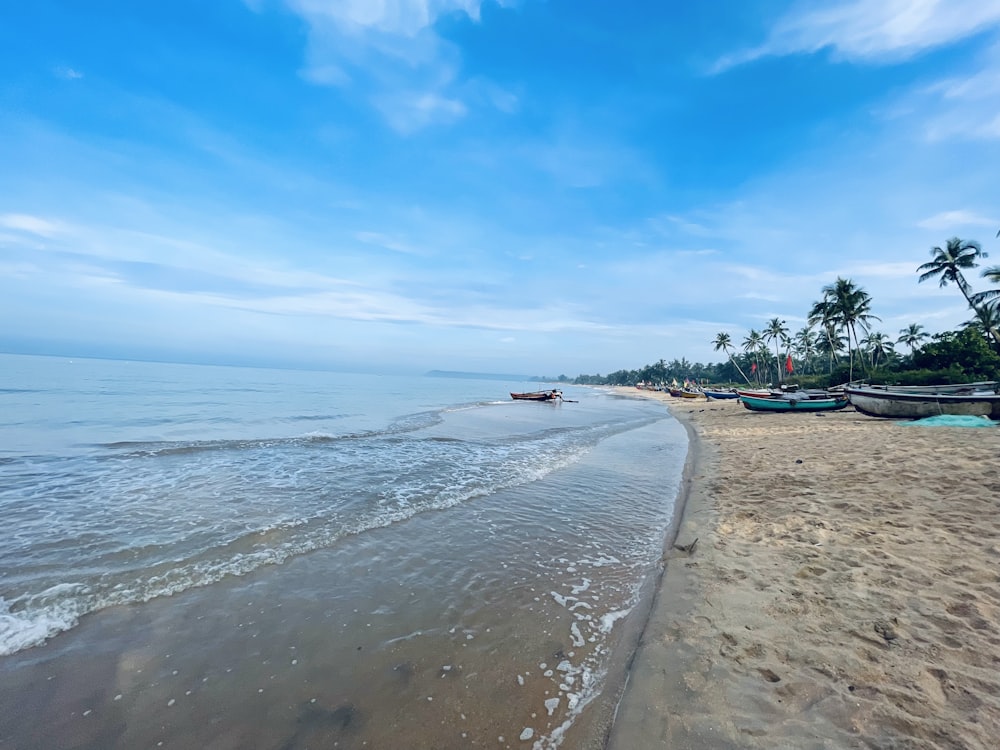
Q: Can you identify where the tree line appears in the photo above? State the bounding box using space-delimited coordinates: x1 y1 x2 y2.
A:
567 237 1000 388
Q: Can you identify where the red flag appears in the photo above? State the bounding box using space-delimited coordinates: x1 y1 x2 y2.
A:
785 354 793 374
751 362 757 373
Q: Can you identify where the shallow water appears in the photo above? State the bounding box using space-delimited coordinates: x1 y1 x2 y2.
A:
0 355 686 748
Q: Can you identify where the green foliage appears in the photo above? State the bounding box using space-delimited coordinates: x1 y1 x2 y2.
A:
910 328 1000 379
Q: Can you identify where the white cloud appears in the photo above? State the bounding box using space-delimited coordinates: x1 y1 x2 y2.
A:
287 0 484 37
917 209 999 230
373 90 468 133
928 60 1000 101
354 230 424 254
0 213 65 237
277 0 513 131
915 43 1000 141
716 0 1000 70
54 66 83 80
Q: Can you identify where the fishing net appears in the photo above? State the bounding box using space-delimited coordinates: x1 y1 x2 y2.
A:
898 415 998 428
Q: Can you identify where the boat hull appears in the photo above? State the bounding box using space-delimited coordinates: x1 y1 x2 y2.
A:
740 394 849 412
704 390 739 400
510 390 562 401
845 387 1000 419
735 389 777 398
854 381 997 395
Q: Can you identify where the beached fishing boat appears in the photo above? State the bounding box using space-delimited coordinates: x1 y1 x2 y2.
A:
845 385 1000 419
735 388 778 398
510 390 563 401
740 393 850 412
737 388 836 400
704 389 739 400
852 381 998 395
678 390 703 399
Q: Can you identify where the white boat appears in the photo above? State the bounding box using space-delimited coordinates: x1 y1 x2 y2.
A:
853 381 997 395
845 385 1000 420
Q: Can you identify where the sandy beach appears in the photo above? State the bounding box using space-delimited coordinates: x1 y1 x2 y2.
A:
608 389 1000 750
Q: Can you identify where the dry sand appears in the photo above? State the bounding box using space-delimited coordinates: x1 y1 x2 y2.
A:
607 390 1000 750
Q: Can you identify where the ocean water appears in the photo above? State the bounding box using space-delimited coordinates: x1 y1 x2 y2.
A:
0 354 687 749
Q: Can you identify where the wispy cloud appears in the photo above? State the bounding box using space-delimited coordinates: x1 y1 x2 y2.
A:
904 41 1000 141
354 230 424 255
0 213 66 236
715 0 1000 71
54 66 83 80
917 209 999 230
287 0 485 37
372 90 467 133
279 0 511 132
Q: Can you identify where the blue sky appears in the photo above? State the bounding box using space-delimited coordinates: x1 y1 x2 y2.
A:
2 0 1000 376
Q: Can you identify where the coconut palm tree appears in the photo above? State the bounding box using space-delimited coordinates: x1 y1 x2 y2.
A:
763 317 790 383
961 300 1000 350
742 329 764 384
861 331 894 370
972 265 1000 307
896 323 929 354
712 332 751 384
917 237 987 306
917 238 999 349
815 329 847 374
792 327 817 374
821 277 880 382
807 298 841 371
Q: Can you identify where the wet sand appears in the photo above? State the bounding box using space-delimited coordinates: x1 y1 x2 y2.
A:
608 390 1000 750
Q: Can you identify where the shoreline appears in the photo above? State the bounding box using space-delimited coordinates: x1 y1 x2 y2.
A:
604 388 722 748
606 388 1000 749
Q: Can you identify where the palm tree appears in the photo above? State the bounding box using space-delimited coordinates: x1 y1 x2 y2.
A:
792 327 817 374
815 329 847 373
821 277 881 382
807 298 841 372
712 332 751 384
917 237 987 307
961 300 1000 350
861 331 894 370
917 237 999 349
763 317 790 383
972 265 1000 308
742 329 764 384
896 323 929 354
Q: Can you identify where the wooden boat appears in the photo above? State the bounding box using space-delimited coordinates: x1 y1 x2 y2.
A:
735 388 777 398
740 393 850 412
704 389 739 400
851 381 998 395
678 390 703 399
737 388 836 400
845 385 1000 419
510 390 563 401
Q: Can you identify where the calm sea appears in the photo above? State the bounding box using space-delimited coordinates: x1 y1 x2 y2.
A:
0 354 687 749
